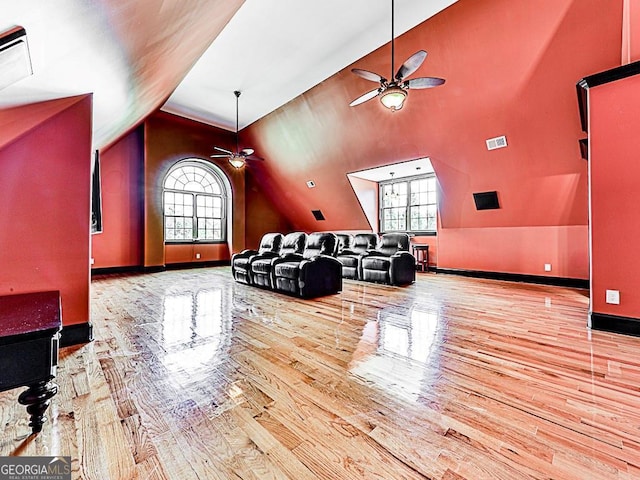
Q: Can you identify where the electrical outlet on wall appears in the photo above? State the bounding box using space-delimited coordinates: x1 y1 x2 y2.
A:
606 290 620 305
195 253 201 259
544 263 552 272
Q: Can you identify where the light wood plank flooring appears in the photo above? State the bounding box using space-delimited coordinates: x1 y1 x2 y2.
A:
2 267 640 479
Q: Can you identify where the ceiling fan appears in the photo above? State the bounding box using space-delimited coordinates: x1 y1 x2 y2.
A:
211 90 263 169
349 0 445 111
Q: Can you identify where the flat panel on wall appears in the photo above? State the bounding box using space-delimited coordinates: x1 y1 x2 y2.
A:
473 191 500 210
91 150 103 234
311 209 325 221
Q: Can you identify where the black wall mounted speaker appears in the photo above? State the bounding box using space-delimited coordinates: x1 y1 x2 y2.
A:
311 209 325 221
473 191 500 210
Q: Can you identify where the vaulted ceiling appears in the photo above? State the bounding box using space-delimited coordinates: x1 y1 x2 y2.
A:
0 0 456 148
241 0 623 232
0 0 625 235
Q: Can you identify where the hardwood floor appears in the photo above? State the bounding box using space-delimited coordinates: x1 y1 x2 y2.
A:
2 267 640 479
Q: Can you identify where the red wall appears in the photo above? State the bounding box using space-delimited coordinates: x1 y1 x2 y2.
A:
144 112 239 266
589 74 640 318
0 96 92 326
89 112 290 270
164 243 231 264
143 112 289 265
91 127 144 269
439 226 588 278
243 0 622 279
244 169 293 248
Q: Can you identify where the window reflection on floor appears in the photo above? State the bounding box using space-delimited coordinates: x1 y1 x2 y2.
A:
194 289 223 338
350 305 440 401
380 308 438 363
161 288 230 373
163 293 194 346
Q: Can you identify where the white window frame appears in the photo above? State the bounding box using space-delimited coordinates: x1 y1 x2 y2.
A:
163 160 227 243
379 173 437 234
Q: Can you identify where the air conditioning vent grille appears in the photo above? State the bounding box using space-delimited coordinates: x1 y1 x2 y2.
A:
486 135 507 151
0 26 32 91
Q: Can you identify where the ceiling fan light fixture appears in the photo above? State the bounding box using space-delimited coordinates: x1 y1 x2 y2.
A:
229 156 245 169
349 0 444 109
212 90 263 167
380 85 407 111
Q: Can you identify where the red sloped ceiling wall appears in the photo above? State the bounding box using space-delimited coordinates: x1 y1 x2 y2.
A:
242 0 622 279
0 95 92 327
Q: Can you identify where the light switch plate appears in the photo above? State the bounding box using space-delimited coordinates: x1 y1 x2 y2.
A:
606 290 620 305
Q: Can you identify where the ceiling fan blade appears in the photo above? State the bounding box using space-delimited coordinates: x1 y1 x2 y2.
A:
405 76 446 89
213 146 233 155
395 50 427 81
240 148 254 156
351 68 386 83
210 154 230 158
247 155 264 162
349 88 380 107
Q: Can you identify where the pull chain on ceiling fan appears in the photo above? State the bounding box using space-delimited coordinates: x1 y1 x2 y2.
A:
210 90 263 169
349 0 445 111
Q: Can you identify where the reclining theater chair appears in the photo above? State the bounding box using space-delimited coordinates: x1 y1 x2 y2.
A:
250 232 307 288
336 233 378 280
272 232 342 298
231 232 283 285
360 233 415 285
335 234 352 255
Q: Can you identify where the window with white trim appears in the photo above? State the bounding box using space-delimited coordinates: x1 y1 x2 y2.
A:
163 161 226 242
380 174 437 233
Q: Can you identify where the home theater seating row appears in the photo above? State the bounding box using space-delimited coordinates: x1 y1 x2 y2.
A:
231 231 416 298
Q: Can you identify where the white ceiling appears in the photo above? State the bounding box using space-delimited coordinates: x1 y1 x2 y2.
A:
162 0 458 131
348 157 434 182
0 0 457 147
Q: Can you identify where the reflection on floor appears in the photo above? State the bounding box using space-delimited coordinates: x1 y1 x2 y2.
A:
350 306 440 401
2 266 639 479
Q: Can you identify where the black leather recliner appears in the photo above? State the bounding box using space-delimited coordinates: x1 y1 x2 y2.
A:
336 233 378 280
335 234 352 255
231 232 283 285
250 232 306 288
272 232 342 298
360 233 415 285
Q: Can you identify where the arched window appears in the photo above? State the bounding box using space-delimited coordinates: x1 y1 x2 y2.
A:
163 161 226 242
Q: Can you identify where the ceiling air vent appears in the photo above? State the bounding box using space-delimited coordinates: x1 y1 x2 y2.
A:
0 26 32 91
486 135 507 151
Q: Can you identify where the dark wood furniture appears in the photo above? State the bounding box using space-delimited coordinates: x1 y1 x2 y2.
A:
0 290 61 434
412 244 429 272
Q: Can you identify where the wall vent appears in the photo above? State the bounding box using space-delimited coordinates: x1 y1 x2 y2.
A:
0 26 32 91
486 135 507 151
311 209 325 221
